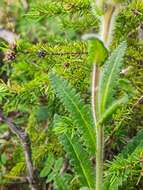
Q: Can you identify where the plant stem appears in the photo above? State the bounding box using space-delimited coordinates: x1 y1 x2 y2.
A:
91 3 116 190
92 64 100 124
92 63 103 190
96 125 104 190
101 4 116 45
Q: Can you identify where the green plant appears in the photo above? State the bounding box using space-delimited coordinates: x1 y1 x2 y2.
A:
49 44 143 189
49 1 143 190
49 40 128 189
0 0 142 189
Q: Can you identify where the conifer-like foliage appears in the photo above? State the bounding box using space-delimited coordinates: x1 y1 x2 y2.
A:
0 0 143 190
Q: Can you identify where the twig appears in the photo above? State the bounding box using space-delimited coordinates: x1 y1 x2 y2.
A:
60 157 69 175
0 110 38 190
18 50 88 56
132 95 143 108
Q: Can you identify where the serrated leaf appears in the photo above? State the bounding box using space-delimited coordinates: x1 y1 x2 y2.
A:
98 41 127 115
53 114 73 134
61 133 95 189
49 73 96 155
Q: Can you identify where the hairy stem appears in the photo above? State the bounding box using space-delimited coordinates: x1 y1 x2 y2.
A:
91 3 116 190
101 5 116 45
96 125 104 190
92 64 99 124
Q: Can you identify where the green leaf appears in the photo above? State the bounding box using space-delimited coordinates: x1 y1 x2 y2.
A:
49 73 96 155
40 153 54 177
40 166 51 178
1 153 7 165
55 174 71 190
45 153 55 166
0 124 8 133
86 35 108 65
98 95 128 124
61 133 95 189
53 114 73 134
54 157 63 172
98 41 127 115
46 171 55 183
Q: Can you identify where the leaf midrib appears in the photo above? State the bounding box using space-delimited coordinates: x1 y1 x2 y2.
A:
61 85 96 153
101 55 120 113
65 134 93 189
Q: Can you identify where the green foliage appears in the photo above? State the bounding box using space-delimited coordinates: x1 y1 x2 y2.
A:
61 133 95 189
55 175 71 190
49 39 131 189
27 0 91 19
0 81 12 103
40 153 65 186
98 42 127 115
26 0 98 36
8 162 25 177
87 36 108 65
49 73 96 155
0 0 142 189
104 129 143 190
48 37 141 189
0 154 7 167
40 153 55 177
99 95 128 124
48 70 97 190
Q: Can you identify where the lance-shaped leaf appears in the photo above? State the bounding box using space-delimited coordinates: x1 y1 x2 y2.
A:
49 73 96 155
98 41 127 114
98 95 128 124
61 133 95 189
